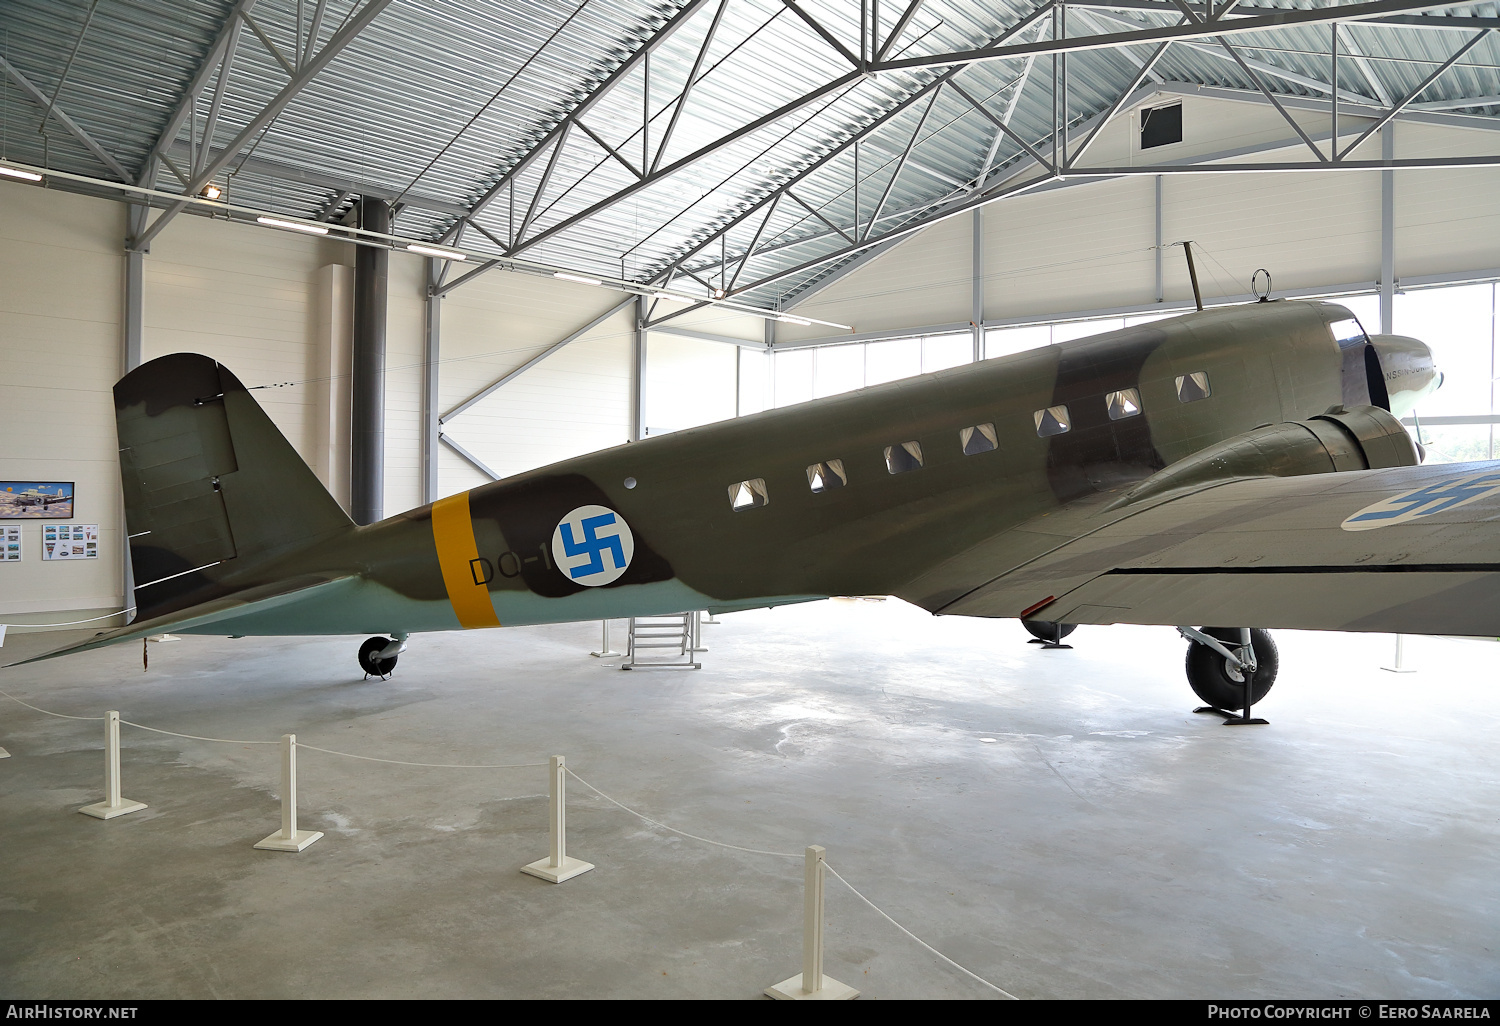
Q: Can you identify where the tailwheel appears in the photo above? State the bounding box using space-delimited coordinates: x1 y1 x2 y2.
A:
1023 620 1077 648
358 636 400 678
1183 627 1277 722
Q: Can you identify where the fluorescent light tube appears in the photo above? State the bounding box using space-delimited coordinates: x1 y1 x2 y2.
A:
554 272 603 286
256 216 328 236
0 164 43 182
407 243 467 261
651 292 693 303
777 315 812 326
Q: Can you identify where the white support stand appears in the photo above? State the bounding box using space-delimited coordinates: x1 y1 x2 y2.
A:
79 711 147 820
522 755 594 883
1382 634 1416 673
690 610 708 653
590 619 621 658
766 846 859 1001
254 734 323 851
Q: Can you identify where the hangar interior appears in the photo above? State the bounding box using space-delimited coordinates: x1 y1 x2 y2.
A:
2 0 1499 1000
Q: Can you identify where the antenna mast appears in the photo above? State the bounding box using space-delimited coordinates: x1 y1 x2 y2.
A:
1181 241 1203 312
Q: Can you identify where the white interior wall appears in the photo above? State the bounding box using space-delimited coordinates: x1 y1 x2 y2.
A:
435 274 634 493
0 184 429 615
0 182 125 616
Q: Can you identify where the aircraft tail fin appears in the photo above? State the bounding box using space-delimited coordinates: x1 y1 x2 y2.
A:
115 353 354 623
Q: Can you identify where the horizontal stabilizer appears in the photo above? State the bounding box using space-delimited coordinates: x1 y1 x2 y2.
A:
5 574 354 667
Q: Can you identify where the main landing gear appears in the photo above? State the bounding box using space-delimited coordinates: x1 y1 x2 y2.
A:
1023 620 1077 649
359 634 407 678
1179 627 1277 725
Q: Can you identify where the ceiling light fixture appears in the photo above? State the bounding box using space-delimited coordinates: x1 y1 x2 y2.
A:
712 288 726 298
407 243 467 261
200 183 223 200
554 271 603 286
651 292 693 303
777 315 812 326
0 164 44 182
256 216 328 236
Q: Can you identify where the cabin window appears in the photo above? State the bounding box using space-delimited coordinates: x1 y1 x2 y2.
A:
1106 388 1142 420
961 423 998 455
1175 371 1211 403
884 441 924 474
728 478 769 510
1033 405 1071 437
1330 317 1368 347
806 460 847 493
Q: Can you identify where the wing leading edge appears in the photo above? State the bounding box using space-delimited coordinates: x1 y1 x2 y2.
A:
942 461 1500 636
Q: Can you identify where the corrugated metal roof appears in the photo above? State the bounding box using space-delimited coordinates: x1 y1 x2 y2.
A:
2 0 1497 310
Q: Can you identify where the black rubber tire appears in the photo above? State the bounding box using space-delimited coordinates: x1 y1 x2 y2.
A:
1023 620 1078 642
358 636 398 677
1185 627 1277 710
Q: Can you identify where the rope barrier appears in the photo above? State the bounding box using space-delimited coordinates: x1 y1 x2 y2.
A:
1 683 1016 999
823 863 1018 1000
0 687 105 721
296 743 546 770
565 767 801 859
117 720 279 745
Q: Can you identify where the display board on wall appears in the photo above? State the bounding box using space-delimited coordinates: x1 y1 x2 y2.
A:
43 524 97 560
2 526 19 561
0 482 74 519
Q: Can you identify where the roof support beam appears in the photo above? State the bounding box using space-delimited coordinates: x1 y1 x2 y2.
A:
129 0 394 252
137 0 259 187
0 57 129 180
871 0 1493 73
781 0 862 67
1336 29 1492 158
1218 37 1330 161
464 0 716 222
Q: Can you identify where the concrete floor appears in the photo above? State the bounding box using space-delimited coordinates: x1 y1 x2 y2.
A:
1 599 1497 999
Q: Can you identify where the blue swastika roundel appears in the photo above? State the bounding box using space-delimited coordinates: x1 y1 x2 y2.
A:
551 505 635 586
1341 472 1500 532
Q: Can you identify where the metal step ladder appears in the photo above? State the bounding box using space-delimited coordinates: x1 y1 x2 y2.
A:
621 612 701 670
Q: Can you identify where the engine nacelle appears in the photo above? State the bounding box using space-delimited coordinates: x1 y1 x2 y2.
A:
1109 405 1419 510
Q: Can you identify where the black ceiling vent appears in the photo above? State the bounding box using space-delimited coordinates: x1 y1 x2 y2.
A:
1141 103 1183 149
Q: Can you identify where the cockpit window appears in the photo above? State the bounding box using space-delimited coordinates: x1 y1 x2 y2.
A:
1331 317 1368 348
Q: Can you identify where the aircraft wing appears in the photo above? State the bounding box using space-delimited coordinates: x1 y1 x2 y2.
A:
4 573 356 667
941 461 1500 636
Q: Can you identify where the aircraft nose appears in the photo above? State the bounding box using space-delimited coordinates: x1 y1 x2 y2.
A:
1368 333 1439 417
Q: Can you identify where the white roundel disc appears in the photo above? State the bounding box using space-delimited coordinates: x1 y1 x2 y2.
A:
551 505 635 586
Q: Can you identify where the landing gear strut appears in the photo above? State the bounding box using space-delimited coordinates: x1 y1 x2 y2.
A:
1024 620 1077 649
359 634 407 678
1180 627 1277 725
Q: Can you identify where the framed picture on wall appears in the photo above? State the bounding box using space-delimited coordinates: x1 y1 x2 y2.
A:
0 482 74 519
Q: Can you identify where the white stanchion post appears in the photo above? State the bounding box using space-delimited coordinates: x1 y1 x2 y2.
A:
690 610 708 653
766 846 859 1000
1382 634 1416 673
522 755 594 883
591 619 621 658
79 711 147 820
254 734 323 851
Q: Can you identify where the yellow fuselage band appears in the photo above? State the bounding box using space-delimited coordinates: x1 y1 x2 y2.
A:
431 492 501 629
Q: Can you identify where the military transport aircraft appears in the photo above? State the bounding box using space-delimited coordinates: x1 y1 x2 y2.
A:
16 297 1470 717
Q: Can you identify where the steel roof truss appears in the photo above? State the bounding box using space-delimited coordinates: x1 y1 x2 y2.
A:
652 0 731 174
0 57 129 181
130 0 396 252
1218 37 1330 162
780 0 862 68
1337 29 1493 159
873 0 1494 73
876 0 927 62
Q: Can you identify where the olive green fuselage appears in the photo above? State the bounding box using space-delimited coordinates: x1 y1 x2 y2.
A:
187 301 1368 637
